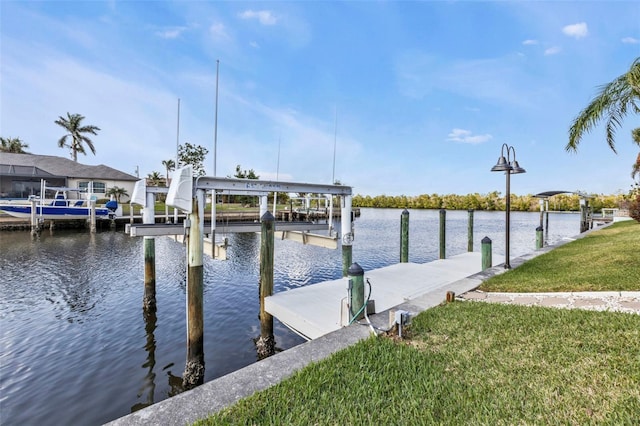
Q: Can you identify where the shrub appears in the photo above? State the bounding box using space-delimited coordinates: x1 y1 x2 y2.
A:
629 194 640 222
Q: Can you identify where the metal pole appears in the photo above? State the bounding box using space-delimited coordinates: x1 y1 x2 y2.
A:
400 209 409 263
213 60 219 177
505 170 511 269
211 60 220 240
467 209 474 252
257 211 275 359
439 209 446 259
183 190 205 389
175 98 180 224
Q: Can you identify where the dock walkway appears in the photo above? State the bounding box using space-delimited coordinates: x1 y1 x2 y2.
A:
265 251 483 340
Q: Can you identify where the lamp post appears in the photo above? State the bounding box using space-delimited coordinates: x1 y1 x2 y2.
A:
491 143 526 269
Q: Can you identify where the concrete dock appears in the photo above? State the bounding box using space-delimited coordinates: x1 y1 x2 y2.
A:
265 251 483 340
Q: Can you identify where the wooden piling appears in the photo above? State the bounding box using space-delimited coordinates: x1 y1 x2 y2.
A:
400 209 409 263
143 192 157 311
183 191 205 389
481 236 492 271
467 209 474 252
439 209 446 259
143 237 156 310
257 211 275 359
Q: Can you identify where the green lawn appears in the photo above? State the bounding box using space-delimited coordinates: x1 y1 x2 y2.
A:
196 220 640 425
198 302 640 425
479 220 640 292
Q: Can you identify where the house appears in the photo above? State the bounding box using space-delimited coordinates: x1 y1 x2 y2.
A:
0 152 139 201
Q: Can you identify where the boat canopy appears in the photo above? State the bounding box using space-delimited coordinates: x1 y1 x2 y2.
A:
534 190 593 199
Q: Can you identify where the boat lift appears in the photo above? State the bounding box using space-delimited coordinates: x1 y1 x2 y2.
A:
128 166 355 385
127 166 354 259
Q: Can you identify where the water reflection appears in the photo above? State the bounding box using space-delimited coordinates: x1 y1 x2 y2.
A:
131 307 157 412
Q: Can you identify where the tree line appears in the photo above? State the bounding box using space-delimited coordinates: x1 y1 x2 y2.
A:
352 192 629 213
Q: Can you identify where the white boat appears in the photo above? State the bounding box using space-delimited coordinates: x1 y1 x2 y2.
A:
0 181 118 220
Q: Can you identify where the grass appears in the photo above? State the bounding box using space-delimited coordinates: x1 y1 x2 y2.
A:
194 221 640 425
479 220 640 292
198 303 640 425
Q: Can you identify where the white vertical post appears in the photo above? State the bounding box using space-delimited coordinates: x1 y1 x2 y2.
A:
328 195 334 236
210 190 216 244
143 192 155 224
259 195 268 219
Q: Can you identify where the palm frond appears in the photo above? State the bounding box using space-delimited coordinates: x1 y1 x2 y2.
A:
567 57 640 153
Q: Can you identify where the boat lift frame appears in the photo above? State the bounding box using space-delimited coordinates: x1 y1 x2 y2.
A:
130 165 355 386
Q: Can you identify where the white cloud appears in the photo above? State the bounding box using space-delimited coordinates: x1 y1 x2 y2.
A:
238 10 278 26
210 22 230 41
522 39 538 45
562 22 588 39
250 41 260 49
156 26 187 39
621 36 639 44
544 46 562 56
446 129 492 144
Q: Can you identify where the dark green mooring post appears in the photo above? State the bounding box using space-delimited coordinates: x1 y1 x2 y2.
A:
467 209 474 252
183 190 205 390
535 226 544 250
257 211 275 359
348 263 365 322
481 236 492 271
400 209 409 263
439 209 446 259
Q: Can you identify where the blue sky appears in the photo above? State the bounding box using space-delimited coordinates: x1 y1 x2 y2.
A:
1 1 639 197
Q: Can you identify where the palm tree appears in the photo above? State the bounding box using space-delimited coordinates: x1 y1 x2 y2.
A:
632 129 640 178
55 113 100 161
567 57 639 154
162 159 175 186
0 137 29 153
106 186 129 202
147 171 163 187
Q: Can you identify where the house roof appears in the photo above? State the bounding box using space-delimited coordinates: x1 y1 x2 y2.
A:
0 152 139 181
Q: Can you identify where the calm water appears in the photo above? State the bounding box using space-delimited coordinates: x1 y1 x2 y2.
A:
0 209 581 425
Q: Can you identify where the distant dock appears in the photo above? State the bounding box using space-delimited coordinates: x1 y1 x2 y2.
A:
265 252 483 340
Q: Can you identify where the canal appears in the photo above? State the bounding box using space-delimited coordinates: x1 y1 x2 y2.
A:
0 209 581 425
